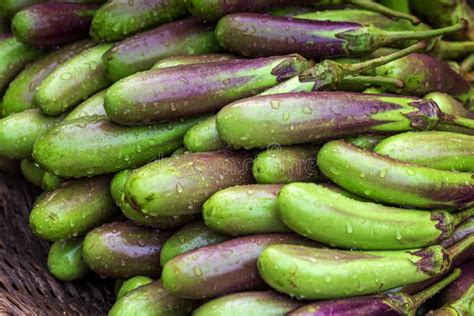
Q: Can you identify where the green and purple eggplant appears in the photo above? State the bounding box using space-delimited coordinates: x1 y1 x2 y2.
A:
63 90 106 121
203 184 291 236
159 220 229 265
438 261 474 307
36 44 112 115
116 276 154 300
252 145 321 184
47 237 89 281
257 235 474 300
193 290 303 316
440 218 474 249
33 115 202 178
374 131 474 172
29 176 116 241
110 169 198 229
318 140 474 209
183 116 228 152
430 284 474 315
215 13 464 59
105 54 312 125
151 53 236 70
186 0 420 22
0 34 43 95
0 109 61 159
347 134 386 150
278 182 474 250
109 280 197 316
82 221 171 278
90 0 187 42
2 39 95 116
287 269 461 316
103 18 221 82
12 3 99 48
216 91 474 149
161 233 314 299
124 150 255 216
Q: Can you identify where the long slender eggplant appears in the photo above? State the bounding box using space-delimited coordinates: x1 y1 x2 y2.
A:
278 182 474 250
193 290 303 316
440 219 474 249
104 54 312 125
215 13 464 59
287 269 461 315
374 131 474 172
33 115 203 178
438 261 474 306
186 0 420 23
0 34 43 94
161 234 315 299
257 236 474 300
103 18 221 82
317 140 474 209
90 0 188 42
152 53 236 70
430 284 474 315
2 39 95 116
12 3 99 48
216 92 474 149
124 150 255 216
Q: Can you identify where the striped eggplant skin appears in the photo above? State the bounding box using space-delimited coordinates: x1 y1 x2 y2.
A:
318 140 474 210
185 0 316 21
2 39 95 117
161 234 314 299
440 218 474 249
152 53 236 70
103 18 221 82
193 291 303 316
374 131 474 172
105 54 312 125
0 34 43 95
375 54 471 100
124 150 255 217
90 0 188 42
216 92 442 149
12 3 99 48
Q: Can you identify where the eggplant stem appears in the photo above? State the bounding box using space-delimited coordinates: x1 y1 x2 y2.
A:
341 76 404 89
447 234 474 260
348 0 420 24
452 208 474 227
411 269 461 307
383 20 468 43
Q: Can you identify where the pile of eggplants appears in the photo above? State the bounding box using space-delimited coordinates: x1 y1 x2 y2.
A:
0 0 473 315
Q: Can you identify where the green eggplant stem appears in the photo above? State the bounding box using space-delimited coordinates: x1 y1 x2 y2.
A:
435 41 474 61
452 208 474 227
461 54 474 73
348 0 420 24
447 235 474 261
441 113 474 129
341 76 405 89
411 268 461 307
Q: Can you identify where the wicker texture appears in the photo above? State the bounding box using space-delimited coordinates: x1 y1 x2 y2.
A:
0 173 114 315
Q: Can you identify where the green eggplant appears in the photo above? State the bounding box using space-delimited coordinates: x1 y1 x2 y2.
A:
33 115 203 178
0 34 43 95
47 237 89 281
63 90 106 121
36 44 112 115
0 109 61 159
203 184 290 236
192 291 303 316
110 169 198 229
0 0 45 18
317 140 474 209
257 235 474 300
152 53 236 70
20 159 45 187
278 182 474 250
171 146 188 156
124 150 255 217
82 221 171 278
103 17 221 81
252 145 321 184
440 218 474 249
347 134 386 150
183 116 227 152
160 220 229 265
374 131 474 172
2 39 95 117
29 176 116 241
116 276 153 300
109 280 197 316
90 0 187 42
161 234 315 299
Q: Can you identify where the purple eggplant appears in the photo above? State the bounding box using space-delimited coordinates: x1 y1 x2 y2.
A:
438 261 474 306
215 13 465 59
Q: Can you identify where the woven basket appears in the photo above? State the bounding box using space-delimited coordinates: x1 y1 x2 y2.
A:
0 172 114 315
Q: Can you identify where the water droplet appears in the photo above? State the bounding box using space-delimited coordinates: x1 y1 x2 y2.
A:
193 266 203 276
378 169 387 178
346 222 353 234
176 183 183 193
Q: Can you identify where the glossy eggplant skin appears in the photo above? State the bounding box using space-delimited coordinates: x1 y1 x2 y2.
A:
12 3 99 48
103 18 221 82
